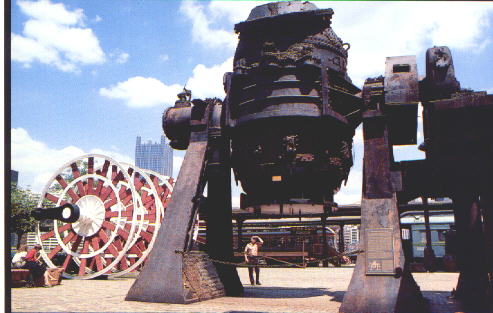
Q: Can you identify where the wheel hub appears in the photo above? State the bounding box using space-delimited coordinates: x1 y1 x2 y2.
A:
72 195 106 237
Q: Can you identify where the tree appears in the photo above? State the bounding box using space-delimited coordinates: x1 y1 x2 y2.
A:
10 184 41 249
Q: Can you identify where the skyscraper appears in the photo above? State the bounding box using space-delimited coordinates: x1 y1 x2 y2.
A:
135 136 173 177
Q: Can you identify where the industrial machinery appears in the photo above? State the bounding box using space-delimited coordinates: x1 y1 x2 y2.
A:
32 154 173 279
127 0 364 305
31 1 492 312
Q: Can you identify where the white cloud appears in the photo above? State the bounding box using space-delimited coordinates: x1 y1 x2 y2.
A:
354 125 363 146
100 57 232 108
12 0 105 72
208 1 267 24
159 54 170 62
172 155 184 179
92 15 102 23
186 57 233 99
12 128 133 193
487 87 493 94
315 1 493 86
99 76 183 108
113 51 129 64
17 0 84 25
179 1 493 86
334 169 362 205
179 1 238 50
232 196 240 208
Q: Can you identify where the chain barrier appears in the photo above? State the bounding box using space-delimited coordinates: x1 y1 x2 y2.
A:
175 249 364 268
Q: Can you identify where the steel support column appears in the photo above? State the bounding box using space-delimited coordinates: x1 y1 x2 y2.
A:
206 118 243 296
322 214 329 267
338 223 345 254
422 197 436 271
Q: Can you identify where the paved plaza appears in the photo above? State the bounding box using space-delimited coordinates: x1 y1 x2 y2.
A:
12 267 464 313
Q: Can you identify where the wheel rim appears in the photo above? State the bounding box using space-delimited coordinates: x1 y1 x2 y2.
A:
109 164 164 277
36 154 139 279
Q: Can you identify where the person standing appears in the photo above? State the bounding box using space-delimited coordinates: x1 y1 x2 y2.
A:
244 235 263 285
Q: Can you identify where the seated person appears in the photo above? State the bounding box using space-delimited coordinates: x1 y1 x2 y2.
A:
24 244 53 286
12 245 28 268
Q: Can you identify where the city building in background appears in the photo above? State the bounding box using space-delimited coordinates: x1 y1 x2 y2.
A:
135 136 173 177
344 225 360 252
11 170 19 185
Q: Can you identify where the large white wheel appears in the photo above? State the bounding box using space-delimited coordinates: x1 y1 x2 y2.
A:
36 154 140 279
133 169 174 267
109 164 165 277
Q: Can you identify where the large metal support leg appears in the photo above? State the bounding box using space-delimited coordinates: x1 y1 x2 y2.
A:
451 194 490 308
340 112 425 313
206 131 243 296
125 138 208 303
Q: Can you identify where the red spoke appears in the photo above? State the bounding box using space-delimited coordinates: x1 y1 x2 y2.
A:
66 188 80 202
47 245 62 259
95 178 104 196
70 163 86 197
119 257 129 270
143 213 156 222
136 241 147 253
102 220 116 231
117 228 129 240
162 186 171 199
139 230 153 243
86 177 94 195
88 257 96 272
113 238 124 251
101 220 129 241
111 166 125 184
128 245 143 258
119 208 133 218
78 240 91 276
104 197 117 210
88 157 94 174
100 160 110 177
55 175 68 189
44 193 68 206
97 229 119 258
47 231 76 258
71 163 81 178
100 186 114 202
40 231 55 241
105 211 118 218
90 238 104 271
127 167 134 176
121 193 133 206
94 255 103 272
62 235 82 270
133 176 144 190
41 223 72 242
146 225 155 233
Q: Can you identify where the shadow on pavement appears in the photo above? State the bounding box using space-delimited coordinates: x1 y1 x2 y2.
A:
422 291 493 313
242 286 345 301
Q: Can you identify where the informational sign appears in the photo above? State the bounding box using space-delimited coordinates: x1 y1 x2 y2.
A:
365 228 395 275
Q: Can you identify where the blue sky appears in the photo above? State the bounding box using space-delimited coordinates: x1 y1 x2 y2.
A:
11 0 493 205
